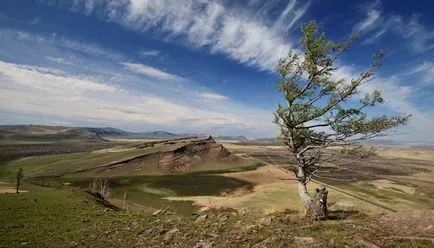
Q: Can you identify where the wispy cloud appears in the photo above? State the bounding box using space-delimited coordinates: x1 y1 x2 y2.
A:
198 92 228 101
44 0 309 71
354 1 434 53
331 64 434 141
272 0 311 32
405 62 434 84
141 49 160 57
0 61 116 94
10 29 123 60
353 9 381 32
45 56 73 65
29 16 41 25
393 15 434 53
363 29 386 44
121 62 181 81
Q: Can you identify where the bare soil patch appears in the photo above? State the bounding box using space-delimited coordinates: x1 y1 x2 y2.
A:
0 186 27 194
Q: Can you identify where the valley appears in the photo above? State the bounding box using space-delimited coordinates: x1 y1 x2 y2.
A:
0 125 433 247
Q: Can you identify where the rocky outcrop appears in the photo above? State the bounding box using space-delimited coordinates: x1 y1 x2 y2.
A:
71 136 238 176
158 136 236 172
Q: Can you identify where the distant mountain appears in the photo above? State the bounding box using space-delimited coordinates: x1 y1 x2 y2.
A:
83 127 132 137
0 125 197 143
139 131 179 139
0 125 105 144
83 128 179 139
0 125 277 144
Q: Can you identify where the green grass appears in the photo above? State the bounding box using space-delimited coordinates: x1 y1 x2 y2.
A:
33 173 255 215
0 148 161 178
0 185 144 247
1 142 432 247
0 157 261 215
1 185 431 248
0 147 263 216
0 146 262 180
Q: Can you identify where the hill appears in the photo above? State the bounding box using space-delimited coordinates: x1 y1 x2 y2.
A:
0 125 105 144
0 125 185 143
1 136 258 178
0 125 254 142
83 128 179 139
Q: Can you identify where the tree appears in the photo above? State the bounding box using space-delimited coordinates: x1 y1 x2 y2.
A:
16 168 24 194
273 20 410 220
89 177 111 201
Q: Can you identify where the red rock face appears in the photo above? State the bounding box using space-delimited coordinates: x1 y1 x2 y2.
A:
158 136 237 172
72 136 239 176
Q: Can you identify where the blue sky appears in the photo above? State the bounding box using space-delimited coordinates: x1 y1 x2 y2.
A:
0 0 433 141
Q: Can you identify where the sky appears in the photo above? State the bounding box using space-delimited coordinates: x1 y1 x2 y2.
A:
0 0 433 141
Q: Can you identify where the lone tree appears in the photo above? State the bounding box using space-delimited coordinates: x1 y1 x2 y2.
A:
89 177 111 201
273 20 410 220
16 168 24 194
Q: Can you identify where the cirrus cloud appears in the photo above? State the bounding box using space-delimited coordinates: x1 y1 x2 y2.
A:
121 62 182 81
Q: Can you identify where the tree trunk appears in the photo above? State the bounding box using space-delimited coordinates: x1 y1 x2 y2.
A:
296 167 328 220
297 181 312 209
307 185 328 220
16 178 20 194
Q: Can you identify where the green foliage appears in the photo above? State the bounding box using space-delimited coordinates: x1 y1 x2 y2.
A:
16 168 23 193
273 20 410 159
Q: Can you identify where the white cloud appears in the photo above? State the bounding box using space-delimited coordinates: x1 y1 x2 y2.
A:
46 0 309 71
141 49 160 56
331 63 434 141
121 62 181 81
354 9 381 32
393 15 434 53
199 92 228 101
354 1 434 53
362 29 386 44
45 56 73 65
30 16 41 25
10 28 123 60
16 31 30 40
0 60 275 136
272 0 310 31
405 62 434 84
0 61 116 94
364 77 434 141
3 0 432 141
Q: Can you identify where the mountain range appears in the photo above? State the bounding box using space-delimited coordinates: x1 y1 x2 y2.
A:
0 125 249 143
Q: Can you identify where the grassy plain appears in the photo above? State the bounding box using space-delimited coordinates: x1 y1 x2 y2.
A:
1 140 433 247
2 183 432 247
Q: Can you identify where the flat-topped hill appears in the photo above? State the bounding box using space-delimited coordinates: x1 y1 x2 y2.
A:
2 136 256 178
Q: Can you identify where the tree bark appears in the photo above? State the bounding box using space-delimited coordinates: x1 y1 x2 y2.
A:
307 186 328 220
297 181 312 209
296 166 328 220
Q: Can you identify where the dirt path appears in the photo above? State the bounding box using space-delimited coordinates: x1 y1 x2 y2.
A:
0 186 27 193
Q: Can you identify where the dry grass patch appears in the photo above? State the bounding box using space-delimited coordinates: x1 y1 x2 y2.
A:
92 146 136 153
378 147 434 161
166 165 389 215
